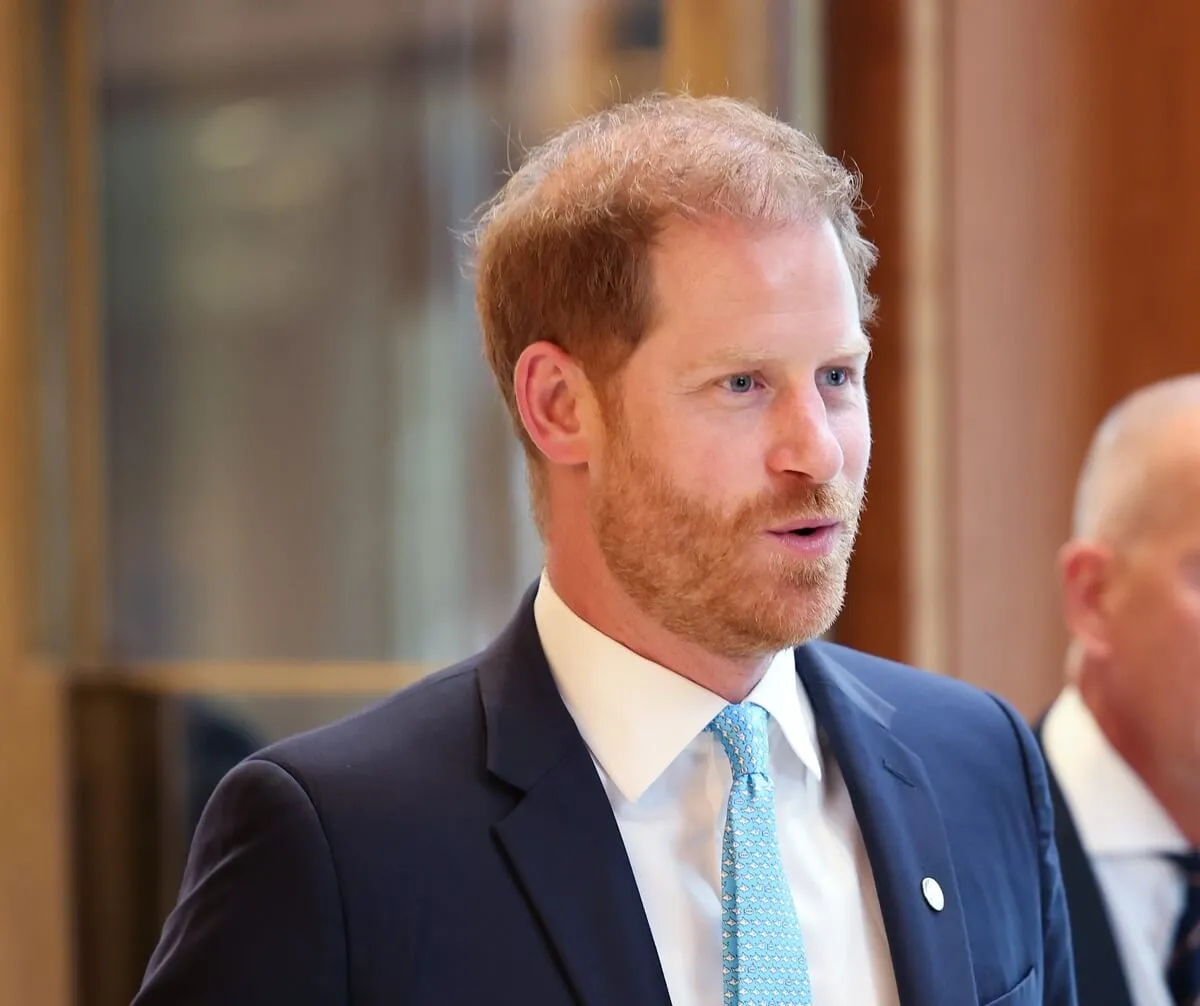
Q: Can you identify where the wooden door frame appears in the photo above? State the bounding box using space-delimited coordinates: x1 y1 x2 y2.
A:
0 0 74 1000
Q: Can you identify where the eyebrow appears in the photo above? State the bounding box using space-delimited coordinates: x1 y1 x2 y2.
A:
688 336 872 373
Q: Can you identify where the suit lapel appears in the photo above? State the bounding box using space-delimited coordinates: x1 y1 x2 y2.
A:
796 645 978 1006
479 590 672 1006
1033 721 1135 1006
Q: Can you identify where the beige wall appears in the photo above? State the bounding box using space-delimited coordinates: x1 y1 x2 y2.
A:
833 0 1200 716
945 0 1088 712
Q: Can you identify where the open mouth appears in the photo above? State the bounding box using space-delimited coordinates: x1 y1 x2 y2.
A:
764 521 843 554
772 521 839 537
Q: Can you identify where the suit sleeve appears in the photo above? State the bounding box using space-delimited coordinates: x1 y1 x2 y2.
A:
133 757 348 1006
992 697 1079 1006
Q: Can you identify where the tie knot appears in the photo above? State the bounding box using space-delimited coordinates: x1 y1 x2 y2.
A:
707 702 771 777
1168 851 1200 886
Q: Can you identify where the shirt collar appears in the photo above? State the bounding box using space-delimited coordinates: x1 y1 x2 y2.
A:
533 571 823 802
1042 685 1189 857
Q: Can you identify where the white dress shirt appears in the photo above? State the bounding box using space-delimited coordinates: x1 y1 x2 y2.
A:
533 573 899 1006
1042 686 1192 1006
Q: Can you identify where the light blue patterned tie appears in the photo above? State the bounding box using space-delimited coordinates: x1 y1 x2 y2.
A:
708 702 813 1006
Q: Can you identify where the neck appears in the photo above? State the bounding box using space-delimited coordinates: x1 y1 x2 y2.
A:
1077 666 1200 846
544 543 772 704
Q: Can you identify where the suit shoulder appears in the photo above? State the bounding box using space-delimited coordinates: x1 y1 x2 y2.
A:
252 657 487 796
814 640 1049 799
813 640 997 704
811 640 1031 746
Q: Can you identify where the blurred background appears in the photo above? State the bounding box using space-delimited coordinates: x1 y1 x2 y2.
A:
1 1 1199 1003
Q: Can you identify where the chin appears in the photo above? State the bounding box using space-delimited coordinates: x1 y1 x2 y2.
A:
714 596 842 657
771 588 846 642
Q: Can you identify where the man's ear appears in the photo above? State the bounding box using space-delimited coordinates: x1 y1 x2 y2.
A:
513 341 599 467
1058 539 1115 662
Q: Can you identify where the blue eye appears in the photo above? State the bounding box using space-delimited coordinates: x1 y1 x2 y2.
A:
822 367 853 387
820 367 859 388
723 374 759 394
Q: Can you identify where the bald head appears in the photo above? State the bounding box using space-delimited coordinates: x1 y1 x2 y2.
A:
1058 375 1200 838
1071 375 1200 544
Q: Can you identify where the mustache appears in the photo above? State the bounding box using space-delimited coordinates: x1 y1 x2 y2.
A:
737 482 864 526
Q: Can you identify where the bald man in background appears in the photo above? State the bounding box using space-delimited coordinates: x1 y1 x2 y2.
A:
1039 375 1200 1006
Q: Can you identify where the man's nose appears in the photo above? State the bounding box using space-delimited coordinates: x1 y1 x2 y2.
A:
764 389 844 484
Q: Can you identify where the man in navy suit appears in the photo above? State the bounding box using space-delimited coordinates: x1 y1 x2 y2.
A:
1038 376 1200 1006
134 94 1075 1006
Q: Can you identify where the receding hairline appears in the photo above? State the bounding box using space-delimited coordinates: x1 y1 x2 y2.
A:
1071 374 1200 542
473 92 847 209
467 92 877 320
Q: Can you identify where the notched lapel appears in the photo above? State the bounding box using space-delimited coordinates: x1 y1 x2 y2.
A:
479 590 671 1006
493 748 672 1006
797 645 979 1006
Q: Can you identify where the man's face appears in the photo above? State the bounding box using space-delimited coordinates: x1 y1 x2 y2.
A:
1100 430 1200 787
587 218 871 659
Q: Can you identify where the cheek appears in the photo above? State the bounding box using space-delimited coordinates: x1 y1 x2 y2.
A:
834 409 871 482
612 410 707 496
640 405 741 478
1114 579 1200 661
1150 594 1200 715
1176 587 1200 653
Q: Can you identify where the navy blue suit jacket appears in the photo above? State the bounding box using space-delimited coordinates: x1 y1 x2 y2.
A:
134 590 1077 1006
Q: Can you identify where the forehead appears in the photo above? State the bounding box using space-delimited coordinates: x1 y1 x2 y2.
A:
650 216 850 299
642 217 863 357
1127 412 1200 547
1159 438 1200 532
